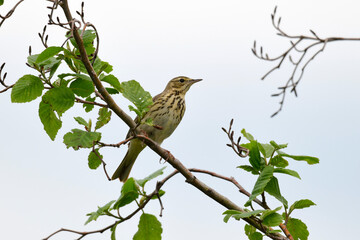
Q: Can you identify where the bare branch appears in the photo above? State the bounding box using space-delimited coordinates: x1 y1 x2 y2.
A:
0 0 24 27
253 6 360 117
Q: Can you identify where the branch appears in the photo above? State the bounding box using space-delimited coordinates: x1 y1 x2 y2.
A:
56 2 288 239
0 0 24 27
253 6 360 117
0 63 14 93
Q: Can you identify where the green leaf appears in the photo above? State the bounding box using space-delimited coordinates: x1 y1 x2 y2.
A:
262 212 283 227
258 143 275 158
95 107 112 130
11 75 44 103
237 165 258 175
241 129 254 141
88 149 102 170
39 101 62 140
269 155 289 168
133 213 162 240
270 140 288 150
74 116 89 129
278 151 319 165
35 46 63 64
83 96 95 112
289 199 316 215
0 0 4 6
121 80 153 119
245 140 261 171
101 74 122 92
69 78 94 98
42 86 75 116
113 178 139 209
136 167 167 187
245 166 274 206
151 190 166 199
93 59 113 74
49 60 62 80
274 168 301 179
63 129 101 150
106 87 119 94
260 206 282 220
85 200 115 225
110 222 118 240
264 177 288 208
223 209 264 223
287 218 309 240
249 232 263 240
244 224 256 236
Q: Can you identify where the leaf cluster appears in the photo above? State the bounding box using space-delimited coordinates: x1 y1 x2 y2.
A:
85 168 166 240
10 30 153 142
223 129 319 240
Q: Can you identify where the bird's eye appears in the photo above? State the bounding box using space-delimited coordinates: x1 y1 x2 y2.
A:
179 78 185 83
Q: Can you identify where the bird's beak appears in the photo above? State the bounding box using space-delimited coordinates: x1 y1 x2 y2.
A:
190 79 202 84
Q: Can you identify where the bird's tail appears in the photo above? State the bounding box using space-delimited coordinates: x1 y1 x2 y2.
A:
111 139 145 182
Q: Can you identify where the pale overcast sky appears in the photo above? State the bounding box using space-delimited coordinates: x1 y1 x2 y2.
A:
1 0 360 239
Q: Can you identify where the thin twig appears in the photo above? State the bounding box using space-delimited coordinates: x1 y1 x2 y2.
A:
75 97 108 108
0 0 24 27
253 6 360 117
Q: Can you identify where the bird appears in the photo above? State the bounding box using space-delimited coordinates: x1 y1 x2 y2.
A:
111 76 202 181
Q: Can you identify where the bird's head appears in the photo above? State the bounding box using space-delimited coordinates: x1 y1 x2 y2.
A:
165 76 202 94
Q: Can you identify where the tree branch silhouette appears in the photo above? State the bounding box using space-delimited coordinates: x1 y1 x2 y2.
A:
253 6 360 117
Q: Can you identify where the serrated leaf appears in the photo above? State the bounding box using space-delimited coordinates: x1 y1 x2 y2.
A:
270 140 288 150
133 213 162 240
136 167 167 187
269 155 289 168
289 199 316 215
244 224 256 236
260 206 282 220
121 80 153 119
241 129 254 141
278 151 319 165
237 165 258 175
95 107 112 130
11 75 44 103
39 101 62 140
249 232 263 240
35 46 63 64
223 209 264 223
74 116 89 129
244 140 261 171
101 74 122 92
85 200 115 225
274 168 301 179
264 177 288 208
262 212 283 227
69 78 94 98
42 86 75 116
113 178 139 209
258 143 275 158
245 166 274 206
63 129 101 150
83 96 95 112
88 149 102 170
287 218 309 240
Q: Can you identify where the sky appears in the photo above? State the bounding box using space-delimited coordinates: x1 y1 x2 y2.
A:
1 0 360 239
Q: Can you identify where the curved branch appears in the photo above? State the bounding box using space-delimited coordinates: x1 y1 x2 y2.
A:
0 0 24 27
254 6 360 117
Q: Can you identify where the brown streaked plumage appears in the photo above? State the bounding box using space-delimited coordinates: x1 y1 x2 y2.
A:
111 76 202 181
